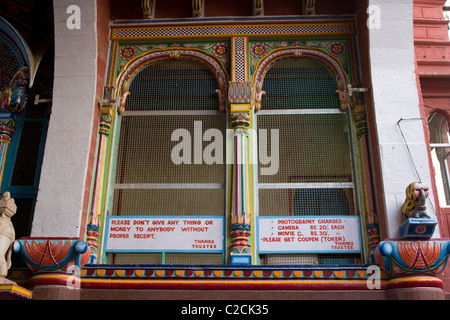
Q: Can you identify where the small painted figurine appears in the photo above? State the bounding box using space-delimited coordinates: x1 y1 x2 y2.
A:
401 182 431 219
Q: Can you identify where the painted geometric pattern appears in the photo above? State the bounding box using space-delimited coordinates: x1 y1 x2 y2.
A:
374 240 450 276
249 39 350 79
112 23 354 40
233 37 246 82
81 266 373 280
14 239 90 272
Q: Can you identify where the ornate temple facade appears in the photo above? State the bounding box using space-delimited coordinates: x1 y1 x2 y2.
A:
1 0 450 300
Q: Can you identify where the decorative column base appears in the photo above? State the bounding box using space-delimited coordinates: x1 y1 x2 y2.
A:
229 225 252 265
230 255 252 265
374 239 450 299
14 238 90 274
385 275 446 300
12 238 90 297
375 239 450 276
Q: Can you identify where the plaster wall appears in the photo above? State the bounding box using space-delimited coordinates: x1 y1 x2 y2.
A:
368 0 439 237
31 0 98 237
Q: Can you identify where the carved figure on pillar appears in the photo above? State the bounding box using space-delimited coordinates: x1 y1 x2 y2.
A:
0 192 16 284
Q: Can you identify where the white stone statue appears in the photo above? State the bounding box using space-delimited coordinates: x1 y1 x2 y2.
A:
0 192 16 284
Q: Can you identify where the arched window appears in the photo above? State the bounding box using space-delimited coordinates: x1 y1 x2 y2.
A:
256 57 358 265
109 58 226 265
429 113 450 206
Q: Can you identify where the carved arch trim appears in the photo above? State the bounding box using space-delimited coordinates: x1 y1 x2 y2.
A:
252 47 350 111
115 48 229 113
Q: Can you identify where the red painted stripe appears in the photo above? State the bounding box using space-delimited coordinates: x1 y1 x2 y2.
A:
27 273 444 292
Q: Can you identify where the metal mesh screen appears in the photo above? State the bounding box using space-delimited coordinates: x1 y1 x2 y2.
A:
257 113 352 183
258 188 354 217
259 253 360 265
110 59 225 265
257 57 359 265
115 115 225 185
107 253 162 265
261 58 340 109
165 253 223 265
107 252 222 265
126 59 220 111
113 189 225 216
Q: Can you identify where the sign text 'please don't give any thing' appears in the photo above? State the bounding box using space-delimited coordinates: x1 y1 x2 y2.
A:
105 216 224 253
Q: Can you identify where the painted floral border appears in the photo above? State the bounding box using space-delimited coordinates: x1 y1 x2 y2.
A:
117 41 231 76
248 39 349 77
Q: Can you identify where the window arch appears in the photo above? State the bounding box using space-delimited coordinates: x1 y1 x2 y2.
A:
109 56 227 265
115 48 228 113
255 55 358 265
429 112 450 206
260 58 341 109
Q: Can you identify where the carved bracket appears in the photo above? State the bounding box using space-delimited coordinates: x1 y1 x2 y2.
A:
141 0 154 19
253 0 263 16
336 86 349 111
229 81 252 104
303 0 316 15
98 86 116 136
192 0 203 17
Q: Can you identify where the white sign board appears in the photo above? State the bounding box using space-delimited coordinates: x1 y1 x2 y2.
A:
105 216 224 253
257 216 361 254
